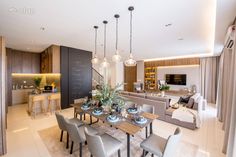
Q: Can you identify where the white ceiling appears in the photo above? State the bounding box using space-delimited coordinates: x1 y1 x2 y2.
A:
0 0 235 61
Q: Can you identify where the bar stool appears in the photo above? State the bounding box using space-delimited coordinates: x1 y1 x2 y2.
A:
48 93 61 114
31 95 46 118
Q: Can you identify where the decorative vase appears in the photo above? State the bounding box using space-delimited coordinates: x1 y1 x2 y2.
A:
161 91 165 97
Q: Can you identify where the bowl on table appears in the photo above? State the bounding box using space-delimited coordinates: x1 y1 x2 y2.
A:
107 114 120 123
134 116 147 124
127 107 138 114
81 103 90 110
92 108 103 115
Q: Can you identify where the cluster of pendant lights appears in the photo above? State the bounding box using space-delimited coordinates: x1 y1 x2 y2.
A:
91 6 136 67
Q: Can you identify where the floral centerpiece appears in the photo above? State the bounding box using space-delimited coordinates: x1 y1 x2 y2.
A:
94 83 125 112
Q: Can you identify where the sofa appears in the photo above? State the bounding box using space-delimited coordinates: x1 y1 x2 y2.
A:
121 91 203 130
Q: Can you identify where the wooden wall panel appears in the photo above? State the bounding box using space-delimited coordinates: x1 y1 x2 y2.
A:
6 48 40 106
144 57 200 67
0 36 7 155
124 65 137 92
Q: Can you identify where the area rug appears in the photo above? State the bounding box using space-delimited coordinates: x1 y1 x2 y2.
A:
38 122 207 157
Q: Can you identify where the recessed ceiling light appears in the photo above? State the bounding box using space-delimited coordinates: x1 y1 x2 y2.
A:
8 7 17 12
165 23 172 27
40 27 45 31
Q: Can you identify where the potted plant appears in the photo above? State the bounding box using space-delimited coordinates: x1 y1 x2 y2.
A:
94 83 125 113
34 77 42 93
159 84 170 97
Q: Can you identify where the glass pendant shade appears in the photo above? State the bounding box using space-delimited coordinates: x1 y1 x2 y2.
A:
101 57 110 67
124 53 136 66
112 50 121 62
91 55 99 64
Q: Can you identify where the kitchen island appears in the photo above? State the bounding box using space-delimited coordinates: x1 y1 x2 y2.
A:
28 92 61 116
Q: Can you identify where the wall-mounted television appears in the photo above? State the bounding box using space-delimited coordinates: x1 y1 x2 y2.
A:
165 74 186 85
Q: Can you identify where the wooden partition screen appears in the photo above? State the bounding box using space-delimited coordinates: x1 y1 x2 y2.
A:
124 65 137 92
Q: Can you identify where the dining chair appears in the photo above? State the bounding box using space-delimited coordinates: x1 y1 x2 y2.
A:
74 98 87 120
55 112 84 149
141 104 154 138
84 127 122 157
64 119 98 156
140 127 182 157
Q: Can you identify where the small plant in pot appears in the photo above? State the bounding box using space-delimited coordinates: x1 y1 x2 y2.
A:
159 84 170 97
34 77 42 94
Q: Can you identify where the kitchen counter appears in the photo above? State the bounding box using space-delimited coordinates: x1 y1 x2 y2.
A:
12 89 34 105
28 92 61 114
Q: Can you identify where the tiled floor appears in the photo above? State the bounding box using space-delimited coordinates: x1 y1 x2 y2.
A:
4 103 225 157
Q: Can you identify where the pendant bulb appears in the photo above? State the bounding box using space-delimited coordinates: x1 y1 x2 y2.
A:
112 14 122 63
91 26 99 64
101 20 110 68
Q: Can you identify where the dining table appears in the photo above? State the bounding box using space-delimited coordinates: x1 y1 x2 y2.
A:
71 103 159 157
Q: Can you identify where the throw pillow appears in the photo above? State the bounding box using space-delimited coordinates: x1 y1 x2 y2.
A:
186 98 194 108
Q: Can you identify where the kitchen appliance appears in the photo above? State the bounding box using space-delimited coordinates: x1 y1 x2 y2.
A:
43 86 53 93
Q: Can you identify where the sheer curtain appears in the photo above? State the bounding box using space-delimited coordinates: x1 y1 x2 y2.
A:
216 25 236 156
200 56 219 103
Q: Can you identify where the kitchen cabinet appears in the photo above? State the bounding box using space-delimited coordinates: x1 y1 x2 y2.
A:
40 45 60 73
12 89 33 105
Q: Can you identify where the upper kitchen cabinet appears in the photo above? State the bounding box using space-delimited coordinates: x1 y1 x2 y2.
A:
40 45 60 73
6 48 40 73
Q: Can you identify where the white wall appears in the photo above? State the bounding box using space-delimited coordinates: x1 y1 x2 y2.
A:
157 65 200 91
110 62 124 89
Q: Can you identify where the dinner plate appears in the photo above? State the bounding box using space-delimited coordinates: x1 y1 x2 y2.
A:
135 117 147 124
92 110 103 116
107 115 120 123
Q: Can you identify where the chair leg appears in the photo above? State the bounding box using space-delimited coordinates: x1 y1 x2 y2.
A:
84 113 86 120
60 130 63 142
70 141 74 154
90 155 93 157
151 154 154 157
142 150 146 157
118 149 121 157
79 142 82 157
66 132 69 149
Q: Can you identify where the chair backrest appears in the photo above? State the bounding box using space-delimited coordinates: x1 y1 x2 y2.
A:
74 98 86 104
163 127 182 157
84 127 106 157
55 112 67 131
142 104 154 114
48 93 61 100
64 119 84 143
32 95 45 102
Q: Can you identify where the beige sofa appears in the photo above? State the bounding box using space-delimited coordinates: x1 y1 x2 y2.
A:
121 91 201 130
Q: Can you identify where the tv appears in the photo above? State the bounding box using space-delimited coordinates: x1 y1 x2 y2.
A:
165 74 186 85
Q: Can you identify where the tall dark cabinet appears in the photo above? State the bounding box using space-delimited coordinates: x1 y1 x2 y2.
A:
60 46 92 109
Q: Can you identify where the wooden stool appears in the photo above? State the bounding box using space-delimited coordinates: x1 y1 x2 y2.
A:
48 93 61 114
31 95 46 118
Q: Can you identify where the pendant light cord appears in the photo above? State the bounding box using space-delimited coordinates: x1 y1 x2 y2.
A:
95 27 97 56
116 17 118 51
130 9 133 55
104 22 107 58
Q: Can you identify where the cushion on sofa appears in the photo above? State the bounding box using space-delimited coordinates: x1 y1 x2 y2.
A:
186 98 194 108
165 107 176 116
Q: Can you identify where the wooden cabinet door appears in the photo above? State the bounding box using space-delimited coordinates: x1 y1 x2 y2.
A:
22 52 32 73
12 51 23 73
31 53 40 73
124 65 137 92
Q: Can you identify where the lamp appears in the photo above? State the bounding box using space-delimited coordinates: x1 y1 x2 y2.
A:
101 20 110 68
125 6 137 66
91 26 99 64
112 14 122 62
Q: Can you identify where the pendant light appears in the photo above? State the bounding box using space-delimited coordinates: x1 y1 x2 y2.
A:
91 26 99 64
125 6 137 66
101 20 110 68
112 14 122 62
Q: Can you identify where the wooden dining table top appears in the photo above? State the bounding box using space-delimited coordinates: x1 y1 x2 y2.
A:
71 103 159 135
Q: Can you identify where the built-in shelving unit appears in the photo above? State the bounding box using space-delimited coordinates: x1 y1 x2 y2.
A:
144 67 157 90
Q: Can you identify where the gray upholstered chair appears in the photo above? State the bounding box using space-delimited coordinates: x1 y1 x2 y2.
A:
140 127 181 157
64 119 98 156
55 112 84 148
141 104 154 138
84 127 122 157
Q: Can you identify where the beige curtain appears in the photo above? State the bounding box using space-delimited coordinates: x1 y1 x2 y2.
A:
216 26 236 156
200 56 219 103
